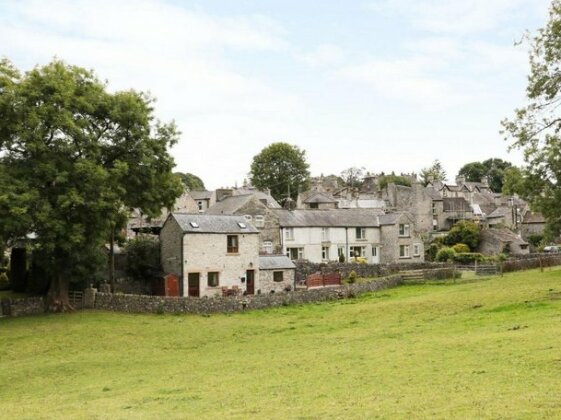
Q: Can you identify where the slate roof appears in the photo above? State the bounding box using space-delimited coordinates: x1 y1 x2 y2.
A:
303 191 337 204
482 228 528 245
206 194 254 215
273 209 386 227
170 213 259 233
190 190 214 200
522 211 546 224
233 189 281 208
425 187 443 201
259 255 296 270
443 197 471 212
487 207 511 219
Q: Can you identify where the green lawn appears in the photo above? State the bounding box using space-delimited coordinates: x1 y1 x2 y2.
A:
2 268 561 419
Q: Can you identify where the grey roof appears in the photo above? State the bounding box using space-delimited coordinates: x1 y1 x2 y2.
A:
303 191 337 204
481 228 528 245
378 213 402 225
425 187 443 201
487 207 511 219
233 189 281 208
170 213 259 233
273 208 386 227
522 211 546 224
259 255 296 270
190 190 214 200
206 194 254 215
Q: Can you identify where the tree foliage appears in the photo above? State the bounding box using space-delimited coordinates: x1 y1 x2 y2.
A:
457 158 513 192
443 221 481 251
420 160 447 186
126 236 161 282
502 1 561 236
175 172 205 191
340 167 365 188
0 59 182 310
378 175 412 189
249 142 310 201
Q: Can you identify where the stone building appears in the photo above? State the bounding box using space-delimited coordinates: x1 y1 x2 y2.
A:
479 228 529 255
160 213 260 297
259 255 296 293
273 209 424 264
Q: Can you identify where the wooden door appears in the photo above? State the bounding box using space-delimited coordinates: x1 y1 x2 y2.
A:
246 270 255 295
164 274 180 297
187 273 200 297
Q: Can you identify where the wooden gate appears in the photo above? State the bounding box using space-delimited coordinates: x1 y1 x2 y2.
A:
305 273 341 288
68 291 83 309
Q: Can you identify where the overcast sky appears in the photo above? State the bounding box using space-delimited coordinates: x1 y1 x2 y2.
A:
0 0 552 188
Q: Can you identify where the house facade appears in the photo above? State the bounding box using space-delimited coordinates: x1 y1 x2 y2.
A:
160 214 260 297
273 209 424 264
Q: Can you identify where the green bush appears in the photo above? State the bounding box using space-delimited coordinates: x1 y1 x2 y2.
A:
426 243 442 261
443 221 481 251
435 247 456 262
527 234 544 249
452 243 470 253
453 253 484 264
346 270 358 284
126 236 161 281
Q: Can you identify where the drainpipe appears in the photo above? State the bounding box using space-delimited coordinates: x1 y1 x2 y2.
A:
345 227 349 261
181 233 185 296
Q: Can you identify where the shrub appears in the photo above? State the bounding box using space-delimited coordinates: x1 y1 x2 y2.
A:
452 243 470 253
426 243 442 261
435 247 456 262
527 234 544 249
443 221 481 251
338 254 345 263
9 247 27 293
346 270 358 284
126 236 161 282
453 252 484 264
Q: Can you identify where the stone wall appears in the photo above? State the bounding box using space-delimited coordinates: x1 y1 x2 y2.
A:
93 276 403 315
294 260 449 283
260 269 294 294
0 297 45 317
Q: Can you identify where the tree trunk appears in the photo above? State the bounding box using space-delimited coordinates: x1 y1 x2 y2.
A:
46 272 73 312
109 229 115 292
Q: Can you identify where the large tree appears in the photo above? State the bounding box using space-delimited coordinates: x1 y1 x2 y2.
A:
420 159 447 186
457 158 513 192
249 142 310 202
0 59 183 311
340 166 365 189
175 172 205 191
502 0 561 236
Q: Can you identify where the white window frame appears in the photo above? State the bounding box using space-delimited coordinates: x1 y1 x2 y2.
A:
287 247 303 260
285 228 294 241
351 246 366 258
322 246 329 260
321 227 330 241
399 224 410 237
413 244 421 256
355 227 366 240
372 245 377 257
254 215 265 228
399 245 410 258
262 241 273 255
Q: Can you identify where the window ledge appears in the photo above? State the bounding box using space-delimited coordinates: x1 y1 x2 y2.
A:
399 256 411 259
226 253 240 256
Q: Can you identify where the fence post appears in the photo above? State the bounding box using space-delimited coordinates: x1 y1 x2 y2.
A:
474 259 478 275
539 257 543 272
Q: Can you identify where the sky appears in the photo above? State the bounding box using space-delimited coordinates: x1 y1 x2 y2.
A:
0 0 552 189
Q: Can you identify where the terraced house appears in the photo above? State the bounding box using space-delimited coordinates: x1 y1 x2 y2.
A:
273 209 424 264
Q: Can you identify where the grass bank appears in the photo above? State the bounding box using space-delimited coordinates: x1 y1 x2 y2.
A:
2 268 561 418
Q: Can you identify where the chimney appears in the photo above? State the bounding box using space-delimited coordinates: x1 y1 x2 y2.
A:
481 176 489 187
456 175 466 186
216 188 233 202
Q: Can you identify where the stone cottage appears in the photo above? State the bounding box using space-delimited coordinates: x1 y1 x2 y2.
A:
160 213 260 297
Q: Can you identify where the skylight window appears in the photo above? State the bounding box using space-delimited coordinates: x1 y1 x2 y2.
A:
190 222 199 228
238 222 247 229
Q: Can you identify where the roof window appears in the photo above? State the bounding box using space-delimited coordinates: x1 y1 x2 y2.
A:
190 222 199 228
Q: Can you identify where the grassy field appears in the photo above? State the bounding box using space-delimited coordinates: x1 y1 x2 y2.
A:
2 269 561 419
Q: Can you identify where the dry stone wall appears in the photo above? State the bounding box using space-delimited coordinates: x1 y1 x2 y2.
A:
93 276 403 315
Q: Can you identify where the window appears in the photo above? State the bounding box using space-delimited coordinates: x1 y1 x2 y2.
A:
262 241 273 254
190 221 199 228
321 227 329 241
372 246 377 257
198 201 204 211
237 222 247 229
254 215 265 228
399 245 410 258
287 247 303 260
273 271 284 282
227 235 239 253
285 228 294 241
322 246 329 260
338 247 345 258
309 203 318 209
355 227 366 240
207 272 219 287
413 244 421 256
399 224 410 237
350 246 366 258
432 203 437 216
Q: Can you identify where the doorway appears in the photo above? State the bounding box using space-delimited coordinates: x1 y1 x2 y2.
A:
187 273 200 297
